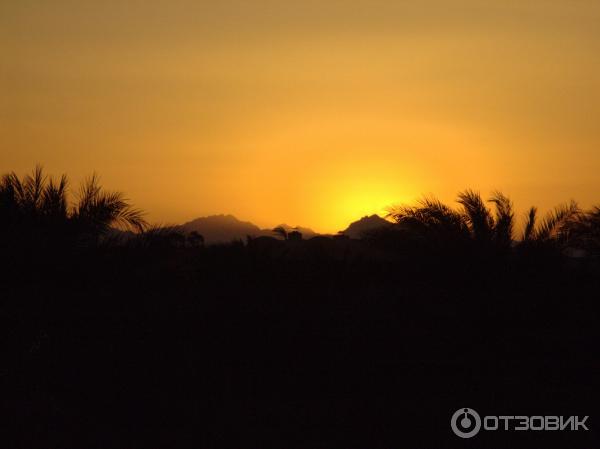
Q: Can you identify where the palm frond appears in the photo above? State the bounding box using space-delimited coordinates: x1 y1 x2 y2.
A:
457 189 494 241
22 165 47 210
74 174 147 233
522 206 537 242
534 200 580 242
0 173 20 207
41 174 69 219
76 173 102 214
488 190 514 246
387 196 468 239
1 172 25 207
566 205 600 252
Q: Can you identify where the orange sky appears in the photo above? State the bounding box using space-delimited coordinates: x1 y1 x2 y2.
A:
2 1 600 233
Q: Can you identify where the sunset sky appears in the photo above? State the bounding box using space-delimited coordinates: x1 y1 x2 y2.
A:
2 1 600 233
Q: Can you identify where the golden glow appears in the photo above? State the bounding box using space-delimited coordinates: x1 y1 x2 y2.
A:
2 1 600 233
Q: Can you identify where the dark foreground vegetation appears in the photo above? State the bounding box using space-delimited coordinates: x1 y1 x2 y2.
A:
2 167 600 448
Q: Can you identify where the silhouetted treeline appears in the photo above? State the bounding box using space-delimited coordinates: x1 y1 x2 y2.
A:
2 167 599 261
1 167 599 449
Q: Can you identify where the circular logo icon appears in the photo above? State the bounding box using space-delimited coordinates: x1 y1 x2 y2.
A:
451 408 481 438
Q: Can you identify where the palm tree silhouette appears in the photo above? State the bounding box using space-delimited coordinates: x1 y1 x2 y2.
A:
386 190 588 253
571 206 600 254
387 190 516 251
519 201 580 247
0 166 147 246
71 173 146 235
387 196 469 248
457 189 496 244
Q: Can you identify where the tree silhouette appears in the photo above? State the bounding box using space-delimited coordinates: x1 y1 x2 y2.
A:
488 191 514 249
386 190 599 256
0 166 147 248
388 190 516 250
387 196 469 249
3 165 599 260
187 230 205 247
457 189 495 244
517 200 580 252
71 173 146 236
272 226 288 240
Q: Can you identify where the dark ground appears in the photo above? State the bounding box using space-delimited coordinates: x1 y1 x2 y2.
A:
1 241 599 448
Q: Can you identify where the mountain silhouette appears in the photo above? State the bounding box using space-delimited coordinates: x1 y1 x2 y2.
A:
341 214 392 238
179 214 266 244
179 215 321 244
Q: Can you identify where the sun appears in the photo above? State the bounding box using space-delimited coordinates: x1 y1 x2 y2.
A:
315 178 410 233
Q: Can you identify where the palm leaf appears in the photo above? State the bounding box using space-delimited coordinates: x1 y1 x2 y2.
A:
522 206 537 242
488 190 514 246
74 174 147 233
387 196 468 240
41 174 69 219
534 200 580 242
22 165 46 211
457 189 494 242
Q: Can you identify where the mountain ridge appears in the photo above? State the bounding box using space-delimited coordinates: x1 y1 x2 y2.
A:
177 213 391 244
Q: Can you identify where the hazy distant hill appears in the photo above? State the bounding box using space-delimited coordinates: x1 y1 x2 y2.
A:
179 215 321 244
109 214 390 244
341 214 392 239
180 214 267 244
